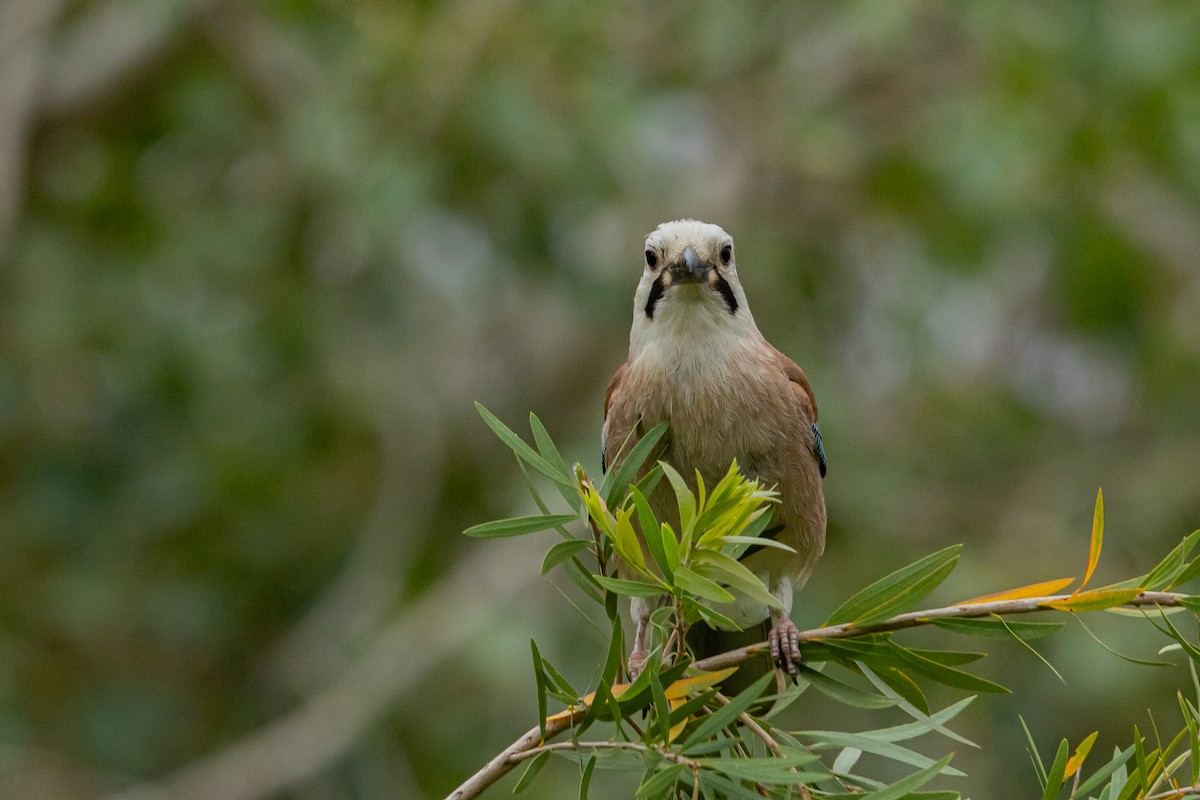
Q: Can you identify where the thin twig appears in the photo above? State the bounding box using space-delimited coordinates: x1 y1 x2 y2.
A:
694 591 1188 672
511 739 697 768
1144 785 1200 800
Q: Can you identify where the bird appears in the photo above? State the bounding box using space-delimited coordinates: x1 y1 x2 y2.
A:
601 219 827 682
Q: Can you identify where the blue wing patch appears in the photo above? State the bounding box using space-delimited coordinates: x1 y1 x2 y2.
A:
812 423 827 478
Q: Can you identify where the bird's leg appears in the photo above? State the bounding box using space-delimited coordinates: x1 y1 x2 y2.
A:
766 580 801 676
627 595 654 680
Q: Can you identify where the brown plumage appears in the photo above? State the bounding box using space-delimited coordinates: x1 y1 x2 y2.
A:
602 219 827 679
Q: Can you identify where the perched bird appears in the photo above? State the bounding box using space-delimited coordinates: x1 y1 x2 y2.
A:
602 219 827 680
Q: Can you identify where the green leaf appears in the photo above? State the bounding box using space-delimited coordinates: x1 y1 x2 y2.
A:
674 566 736 604
563 558 605 604
1020 715 1047 786
859 664 977 748
602 420 669 508
825 545 962 626
528 412 579 508
863 696 976 743
465 513 579 538
593 575 667 597
475 403 575 493
659 462 697 542
650 670 671 744
612 507 645 571
799 665 897 709
700 772 774 800
931 617 1063 640
1042 739 1069 800
800 729 965 776
857 754 954 800
1143 530 1200 590
698 754 826 784
635 763 683 800
541 539 591 574
691 550 784 610
530 640 547 740
661 523 680 574
513 751 549 794
1072 743 1135 797
630 487 672 580
681 672 774 749
886 641 1010 694
578 755 595 800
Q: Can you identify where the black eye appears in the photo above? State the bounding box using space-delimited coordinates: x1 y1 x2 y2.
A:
719 244 732 265
645 249 658 269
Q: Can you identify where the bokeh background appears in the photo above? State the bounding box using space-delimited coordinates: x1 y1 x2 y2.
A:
2 1 1199 797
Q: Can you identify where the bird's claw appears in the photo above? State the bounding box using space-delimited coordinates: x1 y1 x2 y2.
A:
769 618 802 676
627 649 649 681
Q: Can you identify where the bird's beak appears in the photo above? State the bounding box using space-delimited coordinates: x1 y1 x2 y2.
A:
668 246 711 283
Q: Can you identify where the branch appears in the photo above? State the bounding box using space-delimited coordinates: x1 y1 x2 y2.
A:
447 590 1191 800
696 590 1187 671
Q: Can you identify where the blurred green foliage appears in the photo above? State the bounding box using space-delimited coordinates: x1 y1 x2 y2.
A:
1 1 1199 798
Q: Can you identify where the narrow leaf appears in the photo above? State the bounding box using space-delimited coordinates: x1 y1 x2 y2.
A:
513 751 549 794
674 566 737 604
578 755 595 800
475 403 574 491
602 420 669 508
824 545 961 626
932 616 1063 640
1076 487 1104 594
1043 588 1141 613
681 672 774 749
958 577 1075 605
592 575 667 597
1042 739 1069 799
886 641 1010 694
1064 731 1099 781
858 754 954 800
465 513 579 538
542 539 591 574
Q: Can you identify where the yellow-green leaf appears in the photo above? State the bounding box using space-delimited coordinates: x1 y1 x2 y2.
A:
957 577 1075 605
1063 731 1099 780
464 513 579 538
1042 588 1141 612
1076 487 1104 594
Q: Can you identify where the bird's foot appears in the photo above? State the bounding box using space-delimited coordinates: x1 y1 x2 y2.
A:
627 648 649 682
768 618 802 676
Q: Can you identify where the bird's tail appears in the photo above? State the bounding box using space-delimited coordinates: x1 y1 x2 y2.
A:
686 619 777 696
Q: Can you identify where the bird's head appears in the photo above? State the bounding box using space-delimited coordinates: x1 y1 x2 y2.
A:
633 219 752 326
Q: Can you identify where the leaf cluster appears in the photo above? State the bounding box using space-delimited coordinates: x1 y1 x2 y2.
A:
461 406 1200 800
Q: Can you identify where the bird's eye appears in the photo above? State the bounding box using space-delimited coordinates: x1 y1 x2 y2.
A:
645 249 658 269
719 244 732 265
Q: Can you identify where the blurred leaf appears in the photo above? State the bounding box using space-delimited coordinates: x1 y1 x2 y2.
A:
530 639 548 740
859 664 977 747
635 763 683 800
825 545 961 626
1072 743 1135 797
464 513 578 538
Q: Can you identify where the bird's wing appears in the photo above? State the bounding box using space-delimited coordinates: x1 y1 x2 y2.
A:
769 345 827 478
601 361 629 473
